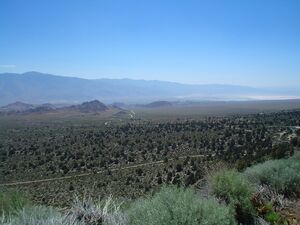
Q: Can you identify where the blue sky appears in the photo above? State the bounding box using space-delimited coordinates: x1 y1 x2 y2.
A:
0 0 299 87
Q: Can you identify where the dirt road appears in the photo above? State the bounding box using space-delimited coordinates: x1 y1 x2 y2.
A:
0 154 205 187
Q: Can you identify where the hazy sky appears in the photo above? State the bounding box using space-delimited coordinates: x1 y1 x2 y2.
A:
0 0 299 87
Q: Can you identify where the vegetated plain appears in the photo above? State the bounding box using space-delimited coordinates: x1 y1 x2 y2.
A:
0 103 300 224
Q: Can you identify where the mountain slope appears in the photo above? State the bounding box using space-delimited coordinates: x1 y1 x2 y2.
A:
0 101 34 112
0 71 298 106
144 101 173 108
0 100 110 115
65 100 109 113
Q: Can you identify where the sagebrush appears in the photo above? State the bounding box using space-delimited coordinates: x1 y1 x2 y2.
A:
129 186 236 225
244 154 300 196
211 170 255 224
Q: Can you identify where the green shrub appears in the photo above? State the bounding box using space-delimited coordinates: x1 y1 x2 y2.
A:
211 170 255 224
1 205 82 225
0 191 31 215
128 186 236 225
262 203 287 225
271 142 294 159
265 211 280 223
244 156 300 195
291 150 300 160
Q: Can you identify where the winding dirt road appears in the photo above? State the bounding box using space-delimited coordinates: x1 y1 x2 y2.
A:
0 154 205 187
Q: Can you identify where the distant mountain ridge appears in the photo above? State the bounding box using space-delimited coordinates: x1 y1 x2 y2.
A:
0 71 299 106
144 101 173 108
0 100 110 115
0 101 35 112
65 100 108 113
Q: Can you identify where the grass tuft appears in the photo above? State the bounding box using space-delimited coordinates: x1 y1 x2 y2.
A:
0 205 80 225
67 195 128 225
0 191 31 216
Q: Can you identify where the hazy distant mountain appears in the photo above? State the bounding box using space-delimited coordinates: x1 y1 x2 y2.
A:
26 105 55 114
0 100 110 115
144 101 173 108
0 71 299 106
0 101 34 112
65 100 108 113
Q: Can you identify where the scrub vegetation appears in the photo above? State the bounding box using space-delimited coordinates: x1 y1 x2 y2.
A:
1 110 300 224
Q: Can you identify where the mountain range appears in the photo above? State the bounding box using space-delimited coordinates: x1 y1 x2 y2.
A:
0 100 112 115
0 71 299 106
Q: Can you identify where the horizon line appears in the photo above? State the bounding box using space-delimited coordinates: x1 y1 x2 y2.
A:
1 70 296 89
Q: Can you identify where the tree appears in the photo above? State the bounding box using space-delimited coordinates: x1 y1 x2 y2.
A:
271 142 293 159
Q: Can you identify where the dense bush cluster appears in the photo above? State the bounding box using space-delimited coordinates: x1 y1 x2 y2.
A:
244 152 300 196
129 186 236 225
211 170 255 224
0 110 299 224
1 187 236 225
1 110 299 183
2 153 300 225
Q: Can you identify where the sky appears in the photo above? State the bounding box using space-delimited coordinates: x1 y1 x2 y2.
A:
0 0 299 87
